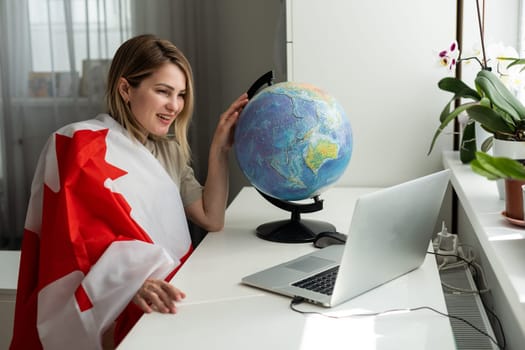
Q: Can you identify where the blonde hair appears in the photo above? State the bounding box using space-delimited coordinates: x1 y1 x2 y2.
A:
105 34 195 164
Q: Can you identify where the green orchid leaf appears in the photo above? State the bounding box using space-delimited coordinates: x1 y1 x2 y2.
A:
439 100 453 123
438 77 481 100
475 70 525 121
460 121 476 163
477 97 517 136
428 102 479 155
478 97 492 108
466 105 516 134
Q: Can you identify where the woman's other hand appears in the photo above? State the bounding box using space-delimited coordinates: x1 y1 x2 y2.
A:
133 279 186 314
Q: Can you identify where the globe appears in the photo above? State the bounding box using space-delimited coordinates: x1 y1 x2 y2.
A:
234 81 353 202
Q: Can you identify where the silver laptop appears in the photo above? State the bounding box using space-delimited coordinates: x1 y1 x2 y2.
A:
241 170 450 307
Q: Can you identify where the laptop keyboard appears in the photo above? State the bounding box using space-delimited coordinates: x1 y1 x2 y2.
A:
292 266 339 295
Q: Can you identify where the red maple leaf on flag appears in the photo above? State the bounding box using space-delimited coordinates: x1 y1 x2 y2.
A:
38 128 154 308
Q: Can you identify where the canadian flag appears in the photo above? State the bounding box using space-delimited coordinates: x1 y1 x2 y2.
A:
10 115 192 349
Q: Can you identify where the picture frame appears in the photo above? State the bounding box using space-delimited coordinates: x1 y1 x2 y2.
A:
28 71 79 97
80 59 111 97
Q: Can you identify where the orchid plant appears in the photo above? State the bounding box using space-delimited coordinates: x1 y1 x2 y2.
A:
427 0 525 164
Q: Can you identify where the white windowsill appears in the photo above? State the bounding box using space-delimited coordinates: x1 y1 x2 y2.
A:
442 150 525 336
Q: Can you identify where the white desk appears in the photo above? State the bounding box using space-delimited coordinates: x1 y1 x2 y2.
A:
118 187 455 349
443 151 525 350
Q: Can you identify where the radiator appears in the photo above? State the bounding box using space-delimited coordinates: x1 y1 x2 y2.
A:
439 264 499 350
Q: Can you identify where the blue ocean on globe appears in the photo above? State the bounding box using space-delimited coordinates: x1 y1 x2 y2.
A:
234 81 353 201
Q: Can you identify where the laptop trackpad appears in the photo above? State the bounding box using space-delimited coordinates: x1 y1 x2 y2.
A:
285 256 335 273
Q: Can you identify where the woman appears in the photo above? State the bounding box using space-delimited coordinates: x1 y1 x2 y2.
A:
10 34 248 350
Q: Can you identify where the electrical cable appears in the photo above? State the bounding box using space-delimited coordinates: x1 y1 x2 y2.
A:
480 296 507 350
289 297 504 350
427 250 506 349
429 250 472 268
441 280 489 294
429 251 490 293
432 224 505 347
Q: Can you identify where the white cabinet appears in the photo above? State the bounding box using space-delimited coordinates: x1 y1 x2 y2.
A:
0 251 20 350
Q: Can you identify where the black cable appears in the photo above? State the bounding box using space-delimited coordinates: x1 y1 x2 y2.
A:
479 295 507 350
427 251 507 349
289 297 504 349
428 250 474 268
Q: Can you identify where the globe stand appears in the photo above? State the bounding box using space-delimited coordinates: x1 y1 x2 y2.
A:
255 190 335 243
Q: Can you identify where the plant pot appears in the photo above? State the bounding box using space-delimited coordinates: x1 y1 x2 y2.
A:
504 179 525 221
493 139 525 199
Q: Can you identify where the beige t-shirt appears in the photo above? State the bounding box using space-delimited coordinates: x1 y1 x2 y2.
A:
144 138 203 208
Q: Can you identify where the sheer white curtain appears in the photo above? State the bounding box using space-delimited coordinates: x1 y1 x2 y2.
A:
0 0 132 249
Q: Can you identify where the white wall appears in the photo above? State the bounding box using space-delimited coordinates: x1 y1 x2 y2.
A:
135 0 521 200
287 0 457 187
285 0 520 189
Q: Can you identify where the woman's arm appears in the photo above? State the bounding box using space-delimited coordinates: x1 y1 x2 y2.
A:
185 93 248 232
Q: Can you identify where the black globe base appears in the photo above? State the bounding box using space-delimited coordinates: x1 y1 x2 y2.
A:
253 189 336 243
256 219 336 243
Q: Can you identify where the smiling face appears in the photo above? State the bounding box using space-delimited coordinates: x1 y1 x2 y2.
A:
119 62 187 140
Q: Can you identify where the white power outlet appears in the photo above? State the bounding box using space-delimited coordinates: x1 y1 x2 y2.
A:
433 222 458 265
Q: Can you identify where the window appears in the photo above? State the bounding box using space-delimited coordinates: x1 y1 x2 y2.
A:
27 0 131 97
